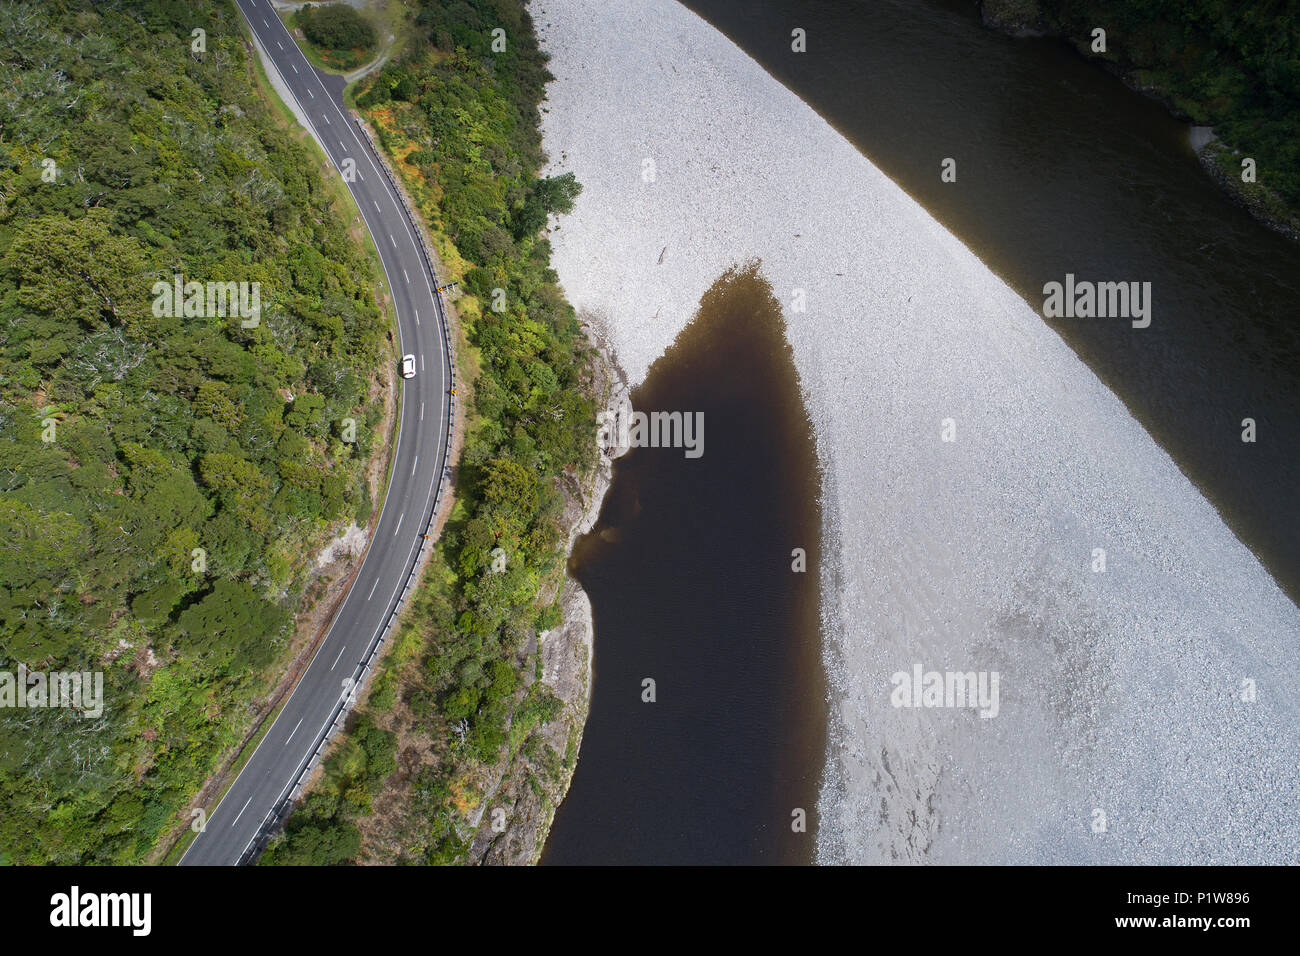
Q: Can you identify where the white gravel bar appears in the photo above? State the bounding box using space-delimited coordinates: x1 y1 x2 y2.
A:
533 0 1300 863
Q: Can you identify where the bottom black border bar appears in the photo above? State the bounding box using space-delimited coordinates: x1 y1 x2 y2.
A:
3 865 1281 942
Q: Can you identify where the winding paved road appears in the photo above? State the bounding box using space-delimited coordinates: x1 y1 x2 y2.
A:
181 0 452 865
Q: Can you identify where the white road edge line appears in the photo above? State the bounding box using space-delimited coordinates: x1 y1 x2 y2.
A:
195 0 449 867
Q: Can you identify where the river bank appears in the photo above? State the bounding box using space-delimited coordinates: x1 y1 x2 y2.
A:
541 265 826 864
534 0 1300 863
978 0 1300 240
463 333 628 863
259 0 616 865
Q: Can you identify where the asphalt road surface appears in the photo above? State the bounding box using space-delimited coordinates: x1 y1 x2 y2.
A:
180 0 452 865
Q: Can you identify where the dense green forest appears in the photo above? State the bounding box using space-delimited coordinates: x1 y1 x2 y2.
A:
265 0 598 865
983 0 1300 228
0 0 389 863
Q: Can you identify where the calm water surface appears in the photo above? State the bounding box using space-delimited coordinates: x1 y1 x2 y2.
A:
544 0 1300 863
542 266 825 864
684 0 1300 601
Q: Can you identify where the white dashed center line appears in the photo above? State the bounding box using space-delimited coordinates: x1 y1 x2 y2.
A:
231 796 253 827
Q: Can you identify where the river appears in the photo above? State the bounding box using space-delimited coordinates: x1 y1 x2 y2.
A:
682 0 1300 602
536 0 1300 864
543 265 825 864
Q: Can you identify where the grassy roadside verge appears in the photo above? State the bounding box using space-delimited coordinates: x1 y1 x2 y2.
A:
150 4 406 866
278 0 412 101
238 10 404 518
158 694 290 865
0 0 405 865
260 0 602 866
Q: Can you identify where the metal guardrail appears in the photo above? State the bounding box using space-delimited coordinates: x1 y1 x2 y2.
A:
236 115 458 865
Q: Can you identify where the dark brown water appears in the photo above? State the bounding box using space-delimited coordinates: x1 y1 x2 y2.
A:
681 0 1300 602
542 265 825 864
542 0 1299 864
